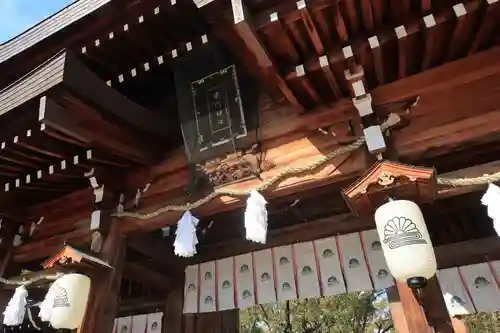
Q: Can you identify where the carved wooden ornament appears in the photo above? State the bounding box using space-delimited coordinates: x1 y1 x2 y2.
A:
43 244 111 270
342 160 437 216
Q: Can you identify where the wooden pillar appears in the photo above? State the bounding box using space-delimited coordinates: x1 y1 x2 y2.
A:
164 287 183 333
423 278 455 333
190 311 238 333
451 317 468 333
220 310 239 333
388 283 430 333
79 220 126 333
0 233 14 330
388 277 455 333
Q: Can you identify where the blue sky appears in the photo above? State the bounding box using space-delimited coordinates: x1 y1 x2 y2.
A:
0 0 75 43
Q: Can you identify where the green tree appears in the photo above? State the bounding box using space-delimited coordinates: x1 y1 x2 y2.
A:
463 311 500 333
239 291 394 333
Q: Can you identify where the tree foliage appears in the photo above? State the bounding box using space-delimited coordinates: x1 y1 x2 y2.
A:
463 311 500 333
239 291 394 333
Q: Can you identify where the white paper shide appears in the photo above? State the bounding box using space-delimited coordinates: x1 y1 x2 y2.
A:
244 190 268 244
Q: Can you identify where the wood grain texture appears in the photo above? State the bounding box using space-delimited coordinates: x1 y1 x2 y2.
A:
116 47 500 233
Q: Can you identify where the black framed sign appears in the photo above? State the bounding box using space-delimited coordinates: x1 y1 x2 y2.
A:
174 41 257 165
190 65 247 152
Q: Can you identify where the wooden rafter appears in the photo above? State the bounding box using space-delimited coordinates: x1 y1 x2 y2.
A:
128 234 184 275
296 1 324 55
468 0 500 54
123 262 172 292
113 47 500 234
280 1 487 101
199 0 302 110
446 3 477 61
39 96 155 164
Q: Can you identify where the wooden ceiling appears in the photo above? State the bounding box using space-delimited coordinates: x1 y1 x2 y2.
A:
0 50 173 214
2 0 500 312
0 0 170 89
236 0 500 109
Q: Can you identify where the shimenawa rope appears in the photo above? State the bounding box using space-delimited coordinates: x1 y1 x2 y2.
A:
0 274 63 286
112 112 500 221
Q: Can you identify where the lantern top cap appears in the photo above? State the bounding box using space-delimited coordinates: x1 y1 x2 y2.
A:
42 244 112 270
342 160 437 216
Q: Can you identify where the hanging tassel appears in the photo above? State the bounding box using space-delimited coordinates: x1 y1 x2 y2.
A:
244 190 268 244
38 283 57 322
3 285 28 326
481 183 500 236
173 211 199 257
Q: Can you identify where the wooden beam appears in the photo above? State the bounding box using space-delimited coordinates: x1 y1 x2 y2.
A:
388 277 454 333
435 236 500 269
288 1 484 86
190 213 374 264
446 4 476 61
332 1 349 42
62 51 171 139
117 47 500 233
297 1 324 55
13 229 91 263
258 12 300 67
163 288 183 333
421 14 440 70
387 283 432 333
123 262 172 292
119 147 366 233
201 0 301 109
119 298 164 314
128 235 184 274
370 44 500 105
468 0 500 55
39 96 157 164
369 36 385 85
79 221 125 333
16 152 500 264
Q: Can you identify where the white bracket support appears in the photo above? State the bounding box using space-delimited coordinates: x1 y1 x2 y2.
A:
342 46 354 59
85 168 105 204
94 186 104 204
116 193 125 214
13 224 24 247
134 183 151 207
13 234 22 247
90 209 104 252
91 231 103 253
161 226 171 237
353 94 374 117
364 125 387 154
29 216 44 237
90 210 102 231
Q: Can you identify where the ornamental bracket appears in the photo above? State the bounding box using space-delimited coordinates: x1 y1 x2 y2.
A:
342 160 437 216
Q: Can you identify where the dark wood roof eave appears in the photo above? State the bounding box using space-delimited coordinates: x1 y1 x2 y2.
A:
0 49 171 139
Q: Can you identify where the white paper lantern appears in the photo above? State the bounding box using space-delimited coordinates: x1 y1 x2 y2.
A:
374 200 437 286
49 274 91 329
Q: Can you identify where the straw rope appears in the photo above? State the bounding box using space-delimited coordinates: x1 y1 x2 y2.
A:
112 112 500 221
0 274 63 286
437 173 500 186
